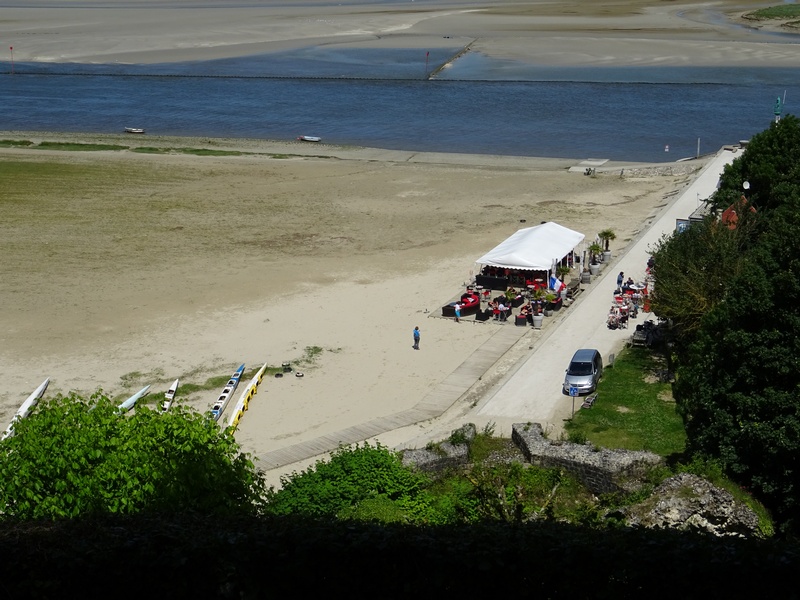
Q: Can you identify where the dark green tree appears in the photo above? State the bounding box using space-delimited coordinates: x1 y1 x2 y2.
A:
0 392 266 519
713 114 800 213
650 116 800 533
666 118 800 531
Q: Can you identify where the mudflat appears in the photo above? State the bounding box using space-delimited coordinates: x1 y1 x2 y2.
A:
1 0 798 66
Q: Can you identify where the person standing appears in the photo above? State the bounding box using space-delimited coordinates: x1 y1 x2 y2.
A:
412 326 420 350
454 303 461 323
617 271 624 290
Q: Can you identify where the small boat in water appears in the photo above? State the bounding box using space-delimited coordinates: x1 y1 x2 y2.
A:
118 384 151 413
162 378 180 412
124 127 145 134
297 135 321 142
2 378 50 440
209 364 245 422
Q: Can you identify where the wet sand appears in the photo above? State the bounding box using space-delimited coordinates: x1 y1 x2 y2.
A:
1 0 798 67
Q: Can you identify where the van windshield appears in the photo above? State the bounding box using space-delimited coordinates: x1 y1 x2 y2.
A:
568 362 593 376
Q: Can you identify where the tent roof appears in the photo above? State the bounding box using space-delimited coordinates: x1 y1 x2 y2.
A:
475 222 585 270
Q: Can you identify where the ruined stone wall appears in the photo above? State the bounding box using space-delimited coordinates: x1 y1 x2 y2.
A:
512 423 663 495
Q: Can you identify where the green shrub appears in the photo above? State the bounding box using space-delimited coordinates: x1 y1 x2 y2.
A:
265 442 429 519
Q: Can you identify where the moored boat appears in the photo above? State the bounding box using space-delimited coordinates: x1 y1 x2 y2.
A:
124 127 145 134
117 385 151 413
2 378 50 440
297 135 321 142
162 378 180 412
209 364 245 422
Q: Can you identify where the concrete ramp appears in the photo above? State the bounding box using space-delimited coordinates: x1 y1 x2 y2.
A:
568 158 609 174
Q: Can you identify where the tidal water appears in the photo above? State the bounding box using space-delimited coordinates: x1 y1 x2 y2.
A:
1 50 798 162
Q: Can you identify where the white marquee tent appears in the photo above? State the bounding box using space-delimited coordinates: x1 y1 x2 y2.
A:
475 222 585 270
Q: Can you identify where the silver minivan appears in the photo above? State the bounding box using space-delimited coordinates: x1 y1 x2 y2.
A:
563 349 603 395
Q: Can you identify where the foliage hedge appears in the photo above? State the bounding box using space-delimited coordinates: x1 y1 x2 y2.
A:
0 513 797 598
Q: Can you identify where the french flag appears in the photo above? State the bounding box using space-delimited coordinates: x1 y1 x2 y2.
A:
550 275 566 292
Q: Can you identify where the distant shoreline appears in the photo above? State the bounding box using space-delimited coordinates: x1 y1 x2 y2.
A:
0 129 691 168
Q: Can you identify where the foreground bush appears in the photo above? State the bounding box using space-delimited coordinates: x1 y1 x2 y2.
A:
0 393 266 518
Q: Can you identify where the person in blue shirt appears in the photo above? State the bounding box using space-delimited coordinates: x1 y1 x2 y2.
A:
413 326 421 350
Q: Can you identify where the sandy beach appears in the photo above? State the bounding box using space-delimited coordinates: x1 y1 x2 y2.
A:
0 133 700 482
0 0 793 483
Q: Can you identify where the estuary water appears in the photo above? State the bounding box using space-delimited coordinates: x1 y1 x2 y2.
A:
1 50 798 162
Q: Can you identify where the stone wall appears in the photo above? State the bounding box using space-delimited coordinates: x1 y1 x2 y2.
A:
512 423 663 495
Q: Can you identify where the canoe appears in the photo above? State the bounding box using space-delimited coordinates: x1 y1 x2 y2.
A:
117 385 151 413
2 378 50 440
226 362 268 431
161 378 180 412
209 364 245 422
297 135 321 142
226 376 254 430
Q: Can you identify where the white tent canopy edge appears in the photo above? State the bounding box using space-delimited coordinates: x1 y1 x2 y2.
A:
475 222 586 271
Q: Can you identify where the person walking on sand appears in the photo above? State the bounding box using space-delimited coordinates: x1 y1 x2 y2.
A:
412 326 420 350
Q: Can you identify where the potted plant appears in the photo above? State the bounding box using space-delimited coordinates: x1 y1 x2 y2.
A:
598 229 616 262
588 242 603 276
531 287 546 315
544 292 558 316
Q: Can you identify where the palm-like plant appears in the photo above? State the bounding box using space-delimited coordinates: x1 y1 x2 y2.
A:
598 229 616 252
588 242 603 264
531 287 547 314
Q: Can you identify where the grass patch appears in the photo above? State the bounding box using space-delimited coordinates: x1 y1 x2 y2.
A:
175 148 245 157
130 147 171 154
131 146 247 156
564 346 686 456
295 345 335 368
36 142 129 151
745 5 800 20
130 147 247 157
0 139 34 147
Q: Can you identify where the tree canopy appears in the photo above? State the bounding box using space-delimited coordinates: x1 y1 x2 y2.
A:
0 392 266 519
651 115 800 533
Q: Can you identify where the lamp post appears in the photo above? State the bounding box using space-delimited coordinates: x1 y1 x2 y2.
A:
9 46 13 74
